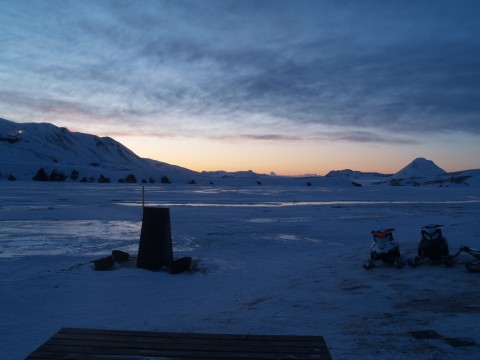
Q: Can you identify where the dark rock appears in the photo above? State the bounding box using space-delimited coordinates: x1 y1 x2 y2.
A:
93 256 115 271
112 250 130 262
170 257 192 274
125 174 137 183
49 169 66 181
98 174 111 183
32 167 48 181
70 169 79 180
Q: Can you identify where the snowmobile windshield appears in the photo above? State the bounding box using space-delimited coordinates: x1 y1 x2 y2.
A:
371 228 394 239
421 225 443 241
421 229 441 240
373 237 394 250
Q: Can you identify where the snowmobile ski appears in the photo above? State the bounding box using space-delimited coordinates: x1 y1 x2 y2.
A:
445 245 480 271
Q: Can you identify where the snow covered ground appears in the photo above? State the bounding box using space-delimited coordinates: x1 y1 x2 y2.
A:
1 182 480 359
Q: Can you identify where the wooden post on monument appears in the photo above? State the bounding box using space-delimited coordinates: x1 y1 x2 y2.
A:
137 207 173 270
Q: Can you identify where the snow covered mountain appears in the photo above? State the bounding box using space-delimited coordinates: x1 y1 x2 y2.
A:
318 158 480 187
0 118 198 182
381 157 477 186
0 118 147 168
392 157 447 179
325 169 390 180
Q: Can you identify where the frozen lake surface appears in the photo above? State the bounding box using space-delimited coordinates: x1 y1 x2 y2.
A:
2 183 479 259
1 182 480 359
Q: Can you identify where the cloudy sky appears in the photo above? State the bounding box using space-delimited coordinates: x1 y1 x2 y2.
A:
1 0 480 175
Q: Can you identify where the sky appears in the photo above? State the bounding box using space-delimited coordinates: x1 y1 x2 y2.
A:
1 0 480 175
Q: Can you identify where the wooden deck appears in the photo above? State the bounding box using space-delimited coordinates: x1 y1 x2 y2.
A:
26 327 332 359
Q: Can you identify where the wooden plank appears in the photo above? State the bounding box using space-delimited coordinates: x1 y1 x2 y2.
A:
52 328 330 353
60 327 325 342
28 347 324 360
26 328 332 360
26 333 331 359
43 339 327 356
29 328 331 358
30 343 330 359
33 341 329 357
50 332 325 351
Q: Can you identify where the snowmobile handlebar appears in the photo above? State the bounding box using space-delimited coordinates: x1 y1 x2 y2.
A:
371 228 394 234
422 224 443 229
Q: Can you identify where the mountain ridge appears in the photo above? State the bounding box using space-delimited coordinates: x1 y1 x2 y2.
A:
1 118 479 186
0 118 198 182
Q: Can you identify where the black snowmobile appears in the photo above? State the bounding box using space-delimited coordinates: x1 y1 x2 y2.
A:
408 224 449 266
444 245 480 272
363 228 403 269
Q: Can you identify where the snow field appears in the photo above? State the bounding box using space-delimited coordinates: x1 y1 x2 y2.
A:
1 182 480 359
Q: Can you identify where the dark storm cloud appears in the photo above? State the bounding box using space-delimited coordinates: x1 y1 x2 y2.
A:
204 34 480 134
1 0 480 140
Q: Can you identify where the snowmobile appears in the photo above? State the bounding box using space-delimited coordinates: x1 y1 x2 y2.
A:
444 245 480 272
363 228 403 269
408 224 449 266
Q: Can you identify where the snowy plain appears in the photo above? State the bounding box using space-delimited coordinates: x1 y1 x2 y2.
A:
1 181 480 360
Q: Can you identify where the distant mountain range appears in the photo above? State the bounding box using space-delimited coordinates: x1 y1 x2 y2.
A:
326 157 479 187
1 118 479 186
